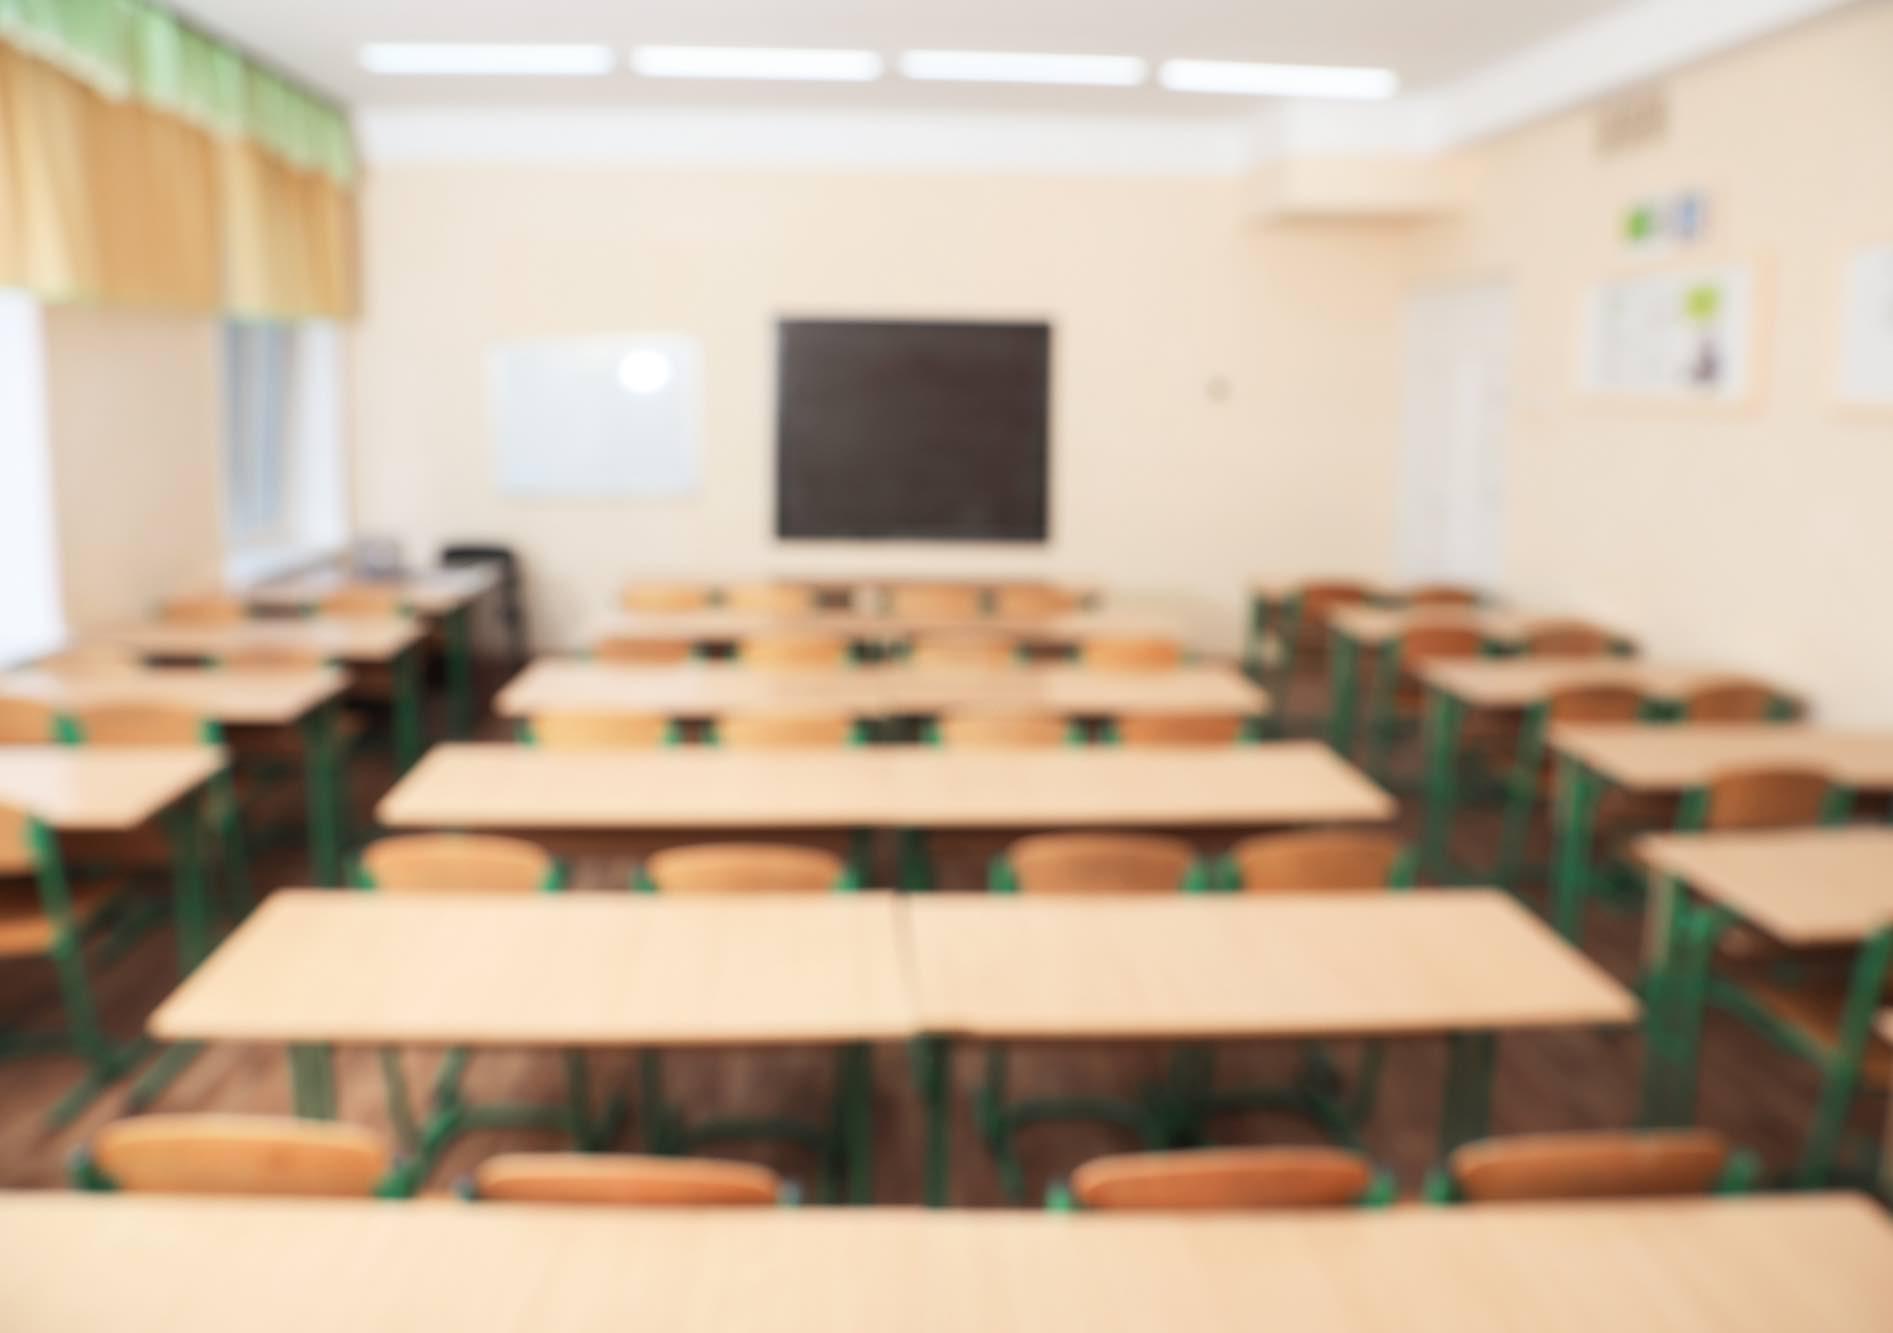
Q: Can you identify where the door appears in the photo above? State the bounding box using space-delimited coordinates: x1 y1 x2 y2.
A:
1395 280 1513 588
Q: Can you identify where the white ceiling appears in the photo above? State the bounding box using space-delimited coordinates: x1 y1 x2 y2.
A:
170 0 1642 116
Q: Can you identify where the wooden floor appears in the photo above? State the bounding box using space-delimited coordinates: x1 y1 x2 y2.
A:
0 664 1883 1204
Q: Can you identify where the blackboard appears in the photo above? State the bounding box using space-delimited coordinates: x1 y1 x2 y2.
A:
776 319 1050 541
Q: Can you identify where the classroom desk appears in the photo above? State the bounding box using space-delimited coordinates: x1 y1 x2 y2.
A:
594 608 1186 654
153 891 915 1200
101 618 429 770
492 659 1268 722
1413 659 1788 879
376 743 1393 836
0 666 352 885
1634 827 1893 1183
904 891 1635 1205
1881 1009 1893 1198
1545 725 1893 943
5 1192 1888 1332
246 565 502 738
0 746 226 1119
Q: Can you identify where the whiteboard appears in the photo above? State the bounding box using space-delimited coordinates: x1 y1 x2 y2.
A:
487 333 700 497
1839 245 1893 407
1580 264 1756 403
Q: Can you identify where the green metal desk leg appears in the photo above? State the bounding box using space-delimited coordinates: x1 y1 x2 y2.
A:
443 606 475 740
1795 926 1893 1187
288 1043 338 1119
1549 757 1604 942
1325 628 1361 755
1636 881 1693 1127
126 790 215 1109
1362 642 1401 782
1418 687 1466 880
392 644 425 773
911 1036 951 1207
1243 596 1271 681
1436 1031 1497 1161
838 1043 875 1204
298 700 345 887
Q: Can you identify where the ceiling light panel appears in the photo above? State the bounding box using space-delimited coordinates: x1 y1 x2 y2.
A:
630 46 884 82
360 43 616 76
899 50 1146 87
1158 60 1398 100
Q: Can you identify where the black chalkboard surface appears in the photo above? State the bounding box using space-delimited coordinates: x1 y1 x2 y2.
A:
776 319 1050 541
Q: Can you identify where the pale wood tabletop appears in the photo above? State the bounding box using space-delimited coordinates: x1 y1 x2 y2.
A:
376 743 1393 831
594 607 1184 645
102 618 426 664
4 1193 1885 1331
0 746 225 830
1634 827 1893 947
1420 659 1770 709
1326 604 1542 646
1549 725 1893 791
0 666 348 726
152 891 918 1047
493 659 1268 718
245 564 500 616
905 891 1635 1041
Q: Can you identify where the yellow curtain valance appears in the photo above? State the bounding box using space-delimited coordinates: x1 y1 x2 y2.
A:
0 0 357 318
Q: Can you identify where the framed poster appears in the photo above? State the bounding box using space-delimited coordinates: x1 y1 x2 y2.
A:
1580 263 1757 403
1838 245 1893 409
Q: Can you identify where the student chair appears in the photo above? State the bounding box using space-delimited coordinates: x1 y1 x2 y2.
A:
1495 683 1651 889
1109 713 1253 747
1080 636 1184 672
594 636 696 666
71 1114 400 1197
886 582 985 619
1403 584 1481 608
352 834 586 1178
738 632 852 670
619 582 715 613
993 583 1083 618
1256 579 1374 697
1519 620 1617 658
319 585 410 619
1362 623 1488 783
525 711 675 748
0 698 60 744
467 1152 789 1205
158 593 248 625
1679 678 1793 722
1221 829 1417 892
713 711 865 747
903 632 1023 669
632 842 868 1202
929 710 1077 749
1423 1129 1755 1202
1678 765 1844 831
1049 1146 1393 1211
724 582 820 615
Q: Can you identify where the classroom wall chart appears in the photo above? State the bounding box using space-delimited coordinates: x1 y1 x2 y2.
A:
1580 263 1756 402
1838 245 1893 408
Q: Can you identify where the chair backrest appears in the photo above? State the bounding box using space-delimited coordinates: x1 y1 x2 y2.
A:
1545 683 1646 725
992 583 1082 618
1447 1129 1732 1202
88 1115 390 1197
0 698 59 745
935 711 1070 749
1113 713 1247 747
1681 678 1782 722
69 703 207 746
359 833 557 892
160 593 248 625
1521 620 1615 658
1397 624 1486 670
740 632 850 670
905 633 1020 669
219 647 331 672
1071 1147 1377 1210
474 1152 780 1206
620 582 714 613
724 582 819 615
1295 580 1374 628
594 637 695 666
319 586 407 619
642 843 848 894
716 712 856 748
1702 766 1834 830
1227 830 1409 891
1005 832 1197 895
0 802 36 877
1403 584 1480 608
530 712 671 749
887 583 984 619
1081 636 1183 672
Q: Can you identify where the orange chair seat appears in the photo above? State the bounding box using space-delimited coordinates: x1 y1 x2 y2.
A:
0 878 117 958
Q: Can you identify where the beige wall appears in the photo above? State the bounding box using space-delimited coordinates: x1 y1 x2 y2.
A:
351 169 1413 650
43 305 225 629
1411 1 1893 721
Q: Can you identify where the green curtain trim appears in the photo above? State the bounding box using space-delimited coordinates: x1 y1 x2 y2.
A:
0 0 355 182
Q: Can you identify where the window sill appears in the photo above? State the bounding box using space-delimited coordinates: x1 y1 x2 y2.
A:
223 542 347 591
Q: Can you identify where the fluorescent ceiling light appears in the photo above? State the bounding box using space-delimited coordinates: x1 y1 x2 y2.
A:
360 43 615 76
899 50 1145 87
1158 60 1398 100
631 46 883 82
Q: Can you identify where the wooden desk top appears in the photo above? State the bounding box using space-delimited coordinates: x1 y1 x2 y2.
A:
1550 725 1893 791
0 746 225 830
246 564 500 616
0 666 347 726
376 743 1393 831
906 891 1634 1040
10 1193 1882 1332
1326 604 1536 646
594 608 1182 645
153 891 916 1047
1420 659 1769 709
103 618 425 664
493 660 1267 718
1635 827 1893 947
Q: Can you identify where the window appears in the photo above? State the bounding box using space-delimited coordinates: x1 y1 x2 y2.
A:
0 291 65 666
222 321 293 543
